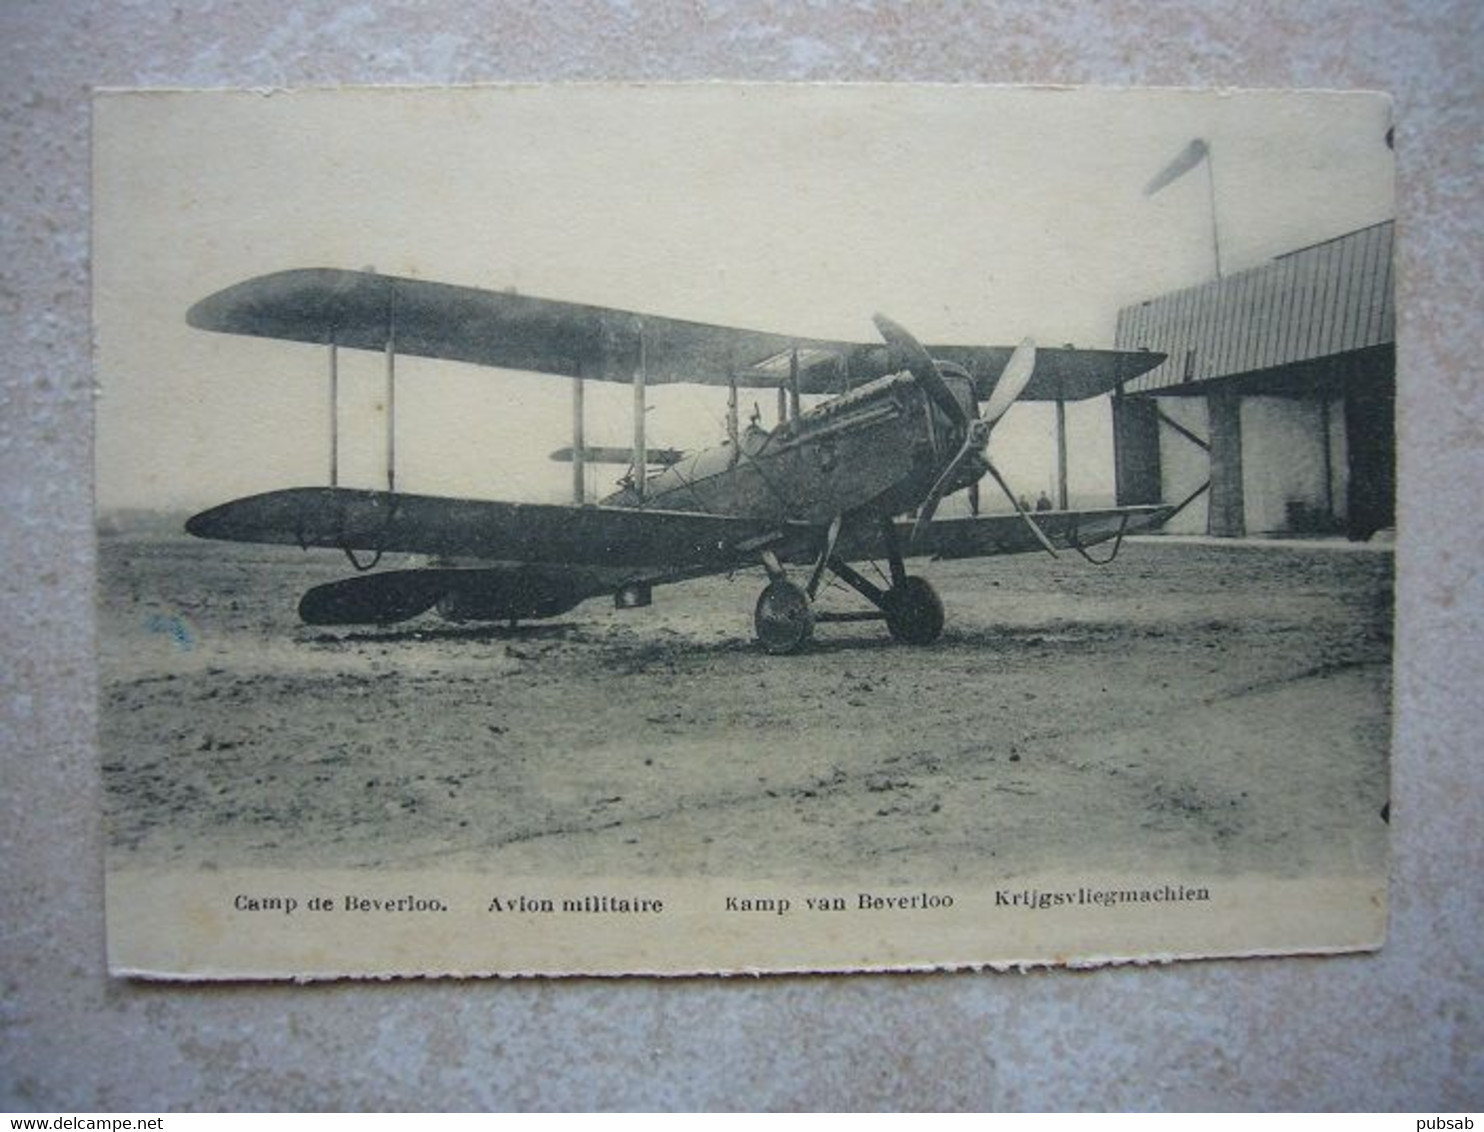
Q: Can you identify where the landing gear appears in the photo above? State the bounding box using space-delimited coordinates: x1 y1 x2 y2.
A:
882 575 944 645
754 578 814 655
749 517 945 653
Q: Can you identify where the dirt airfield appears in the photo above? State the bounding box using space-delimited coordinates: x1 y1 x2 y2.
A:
99 521 1392 885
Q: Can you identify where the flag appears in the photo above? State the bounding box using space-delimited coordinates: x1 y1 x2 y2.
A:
1144 139 1209 196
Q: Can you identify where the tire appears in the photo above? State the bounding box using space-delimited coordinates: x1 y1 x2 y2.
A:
883 576 945 645
754 579 815 655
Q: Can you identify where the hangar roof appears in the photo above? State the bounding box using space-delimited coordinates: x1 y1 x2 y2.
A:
1116 220 1394 395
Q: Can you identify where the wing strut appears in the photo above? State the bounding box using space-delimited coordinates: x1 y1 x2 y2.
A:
632 317 647 502
788 345 802 420
385 288 397 493
328 342 339 487
572 368 586 504
726 367 739 467
1055 397 1069 510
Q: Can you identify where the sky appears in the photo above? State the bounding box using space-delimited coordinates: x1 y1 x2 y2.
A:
93 84 1395 512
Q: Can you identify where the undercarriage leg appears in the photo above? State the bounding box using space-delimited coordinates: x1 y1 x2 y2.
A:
826 556 942 644
806 514 844 600
880 517 909 589
831 522 944 646
827 557 886 607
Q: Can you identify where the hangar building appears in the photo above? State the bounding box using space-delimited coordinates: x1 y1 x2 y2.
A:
1111 220 1395 540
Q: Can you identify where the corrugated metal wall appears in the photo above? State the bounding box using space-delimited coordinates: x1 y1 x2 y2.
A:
1116 221 1394 394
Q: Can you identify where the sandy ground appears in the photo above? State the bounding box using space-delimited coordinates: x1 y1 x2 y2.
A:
98 521 1392 883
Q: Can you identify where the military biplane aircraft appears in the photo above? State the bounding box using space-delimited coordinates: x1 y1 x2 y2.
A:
184 269 1171 653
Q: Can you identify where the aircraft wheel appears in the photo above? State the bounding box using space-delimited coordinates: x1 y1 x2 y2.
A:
883 576 945 645
754 579 814 655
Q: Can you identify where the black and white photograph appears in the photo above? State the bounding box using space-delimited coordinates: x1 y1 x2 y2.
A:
94 83 1395 978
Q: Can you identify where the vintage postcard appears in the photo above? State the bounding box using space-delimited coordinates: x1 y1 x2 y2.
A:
95 84 1394 978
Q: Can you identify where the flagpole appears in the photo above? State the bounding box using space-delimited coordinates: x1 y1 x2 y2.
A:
1206 142 1223 279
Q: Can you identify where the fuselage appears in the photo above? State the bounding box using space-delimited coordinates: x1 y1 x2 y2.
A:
410 367 982 624
601 368 980 525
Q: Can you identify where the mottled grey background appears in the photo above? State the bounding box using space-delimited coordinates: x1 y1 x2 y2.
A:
3 0 1480 1112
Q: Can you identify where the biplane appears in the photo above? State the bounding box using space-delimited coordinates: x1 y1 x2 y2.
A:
184 269 1172 653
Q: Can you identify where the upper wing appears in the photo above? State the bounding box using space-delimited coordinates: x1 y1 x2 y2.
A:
928 346 1166 403
187 269 1163 400
185 486 805 570
187 269 856 387
840 505 1173 562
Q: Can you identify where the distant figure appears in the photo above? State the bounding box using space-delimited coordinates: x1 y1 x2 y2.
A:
1017 495 1032 512
1035 491 1053 512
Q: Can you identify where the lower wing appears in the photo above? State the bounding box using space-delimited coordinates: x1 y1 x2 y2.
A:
847 505 1173 561
187 488 1170 568
185 488 1170 625
185 486 794 569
